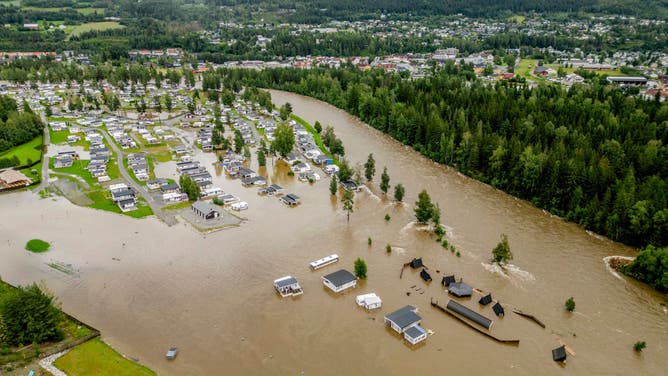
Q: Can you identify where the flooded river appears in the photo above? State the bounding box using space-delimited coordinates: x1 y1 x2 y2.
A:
1 90 666 375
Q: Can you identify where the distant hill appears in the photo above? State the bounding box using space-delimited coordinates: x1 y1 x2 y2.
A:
208 0 668 21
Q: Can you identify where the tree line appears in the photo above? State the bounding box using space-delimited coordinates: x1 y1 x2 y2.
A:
212 64 667 249
0 96 44 165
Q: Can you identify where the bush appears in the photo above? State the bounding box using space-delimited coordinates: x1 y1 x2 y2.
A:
287 171 294 176
565 297 576 312
386 244 392 253
384 214 390 221
442 239 449 248
633 341 646 352
367 237 372 246
25 239 50 253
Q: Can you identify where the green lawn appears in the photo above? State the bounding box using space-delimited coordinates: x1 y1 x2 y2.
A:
0 135 43 165
163 201 191 210
289 114 336 162
50 158 98 186
66 22 124 37
19 160 42 184
86 190 154 219
50 130 70 144
53 338 155 376
76 7 106 15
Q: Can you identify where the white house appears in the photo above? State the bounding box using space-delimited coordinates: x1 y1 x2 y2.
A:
356 293 382 310
384 305 422 334
322 269 357 293
274 276 303 298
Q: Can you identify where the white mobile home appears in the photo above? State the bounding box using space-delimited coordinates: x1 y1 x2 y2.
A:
356 293 382 310
322 269 357 293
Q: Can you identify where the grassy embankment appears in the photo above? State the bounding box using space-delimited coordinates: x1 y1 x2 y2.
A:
54 338 155 376
289 114 337 164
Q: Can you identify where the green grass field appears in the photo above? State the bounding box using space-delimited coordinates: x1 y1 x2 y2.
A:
0 135 43 165
50 158 98 186
53 338 156 376
76 7 105 15
87 190 154 219
66 21 124 37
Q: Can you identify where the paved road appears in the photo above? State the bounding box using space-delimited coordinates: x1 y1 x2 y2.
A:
102 131 178 226
33 114 51 192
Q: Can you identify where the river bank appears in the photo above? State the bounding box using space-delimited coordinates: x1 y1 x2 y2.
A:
0 90 666 375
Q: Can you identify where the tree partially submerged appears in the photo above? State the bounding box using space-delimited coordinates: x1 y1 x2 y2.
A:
364 153 376 181
342 188 355 222
271 123 295 157
565 297 576 312
491 234 513 264
394 183 405 202
380 167 390 194
414 189 435 223
354 258 367 279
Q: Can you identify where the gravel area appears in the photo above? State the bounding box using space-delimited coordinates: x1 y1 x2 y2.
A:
38 350 69 376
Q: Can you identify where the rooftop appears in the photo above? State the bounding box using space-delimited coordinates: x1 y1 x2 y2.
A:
322 269 357 287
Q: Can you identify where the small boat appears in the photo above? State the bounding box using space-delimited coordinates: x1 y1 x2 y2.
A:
309 254 339 270
165 347 179 360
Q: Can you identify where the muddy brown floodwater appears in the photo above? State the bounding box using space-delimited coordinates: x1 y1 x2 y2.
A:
1 90 667 376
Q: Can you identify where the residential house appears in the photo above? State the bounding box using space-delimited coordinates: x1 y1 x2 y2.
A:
280 193 300 206
384 305 426 345
322 269 357 293
274 276 303 298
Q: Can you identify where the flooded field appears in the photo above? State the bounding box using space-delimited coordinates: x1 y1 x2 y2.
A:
0 90 666 375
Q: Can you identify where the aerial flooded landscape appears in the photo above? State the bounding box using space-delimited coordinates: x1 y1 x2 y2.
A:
0 1 667 375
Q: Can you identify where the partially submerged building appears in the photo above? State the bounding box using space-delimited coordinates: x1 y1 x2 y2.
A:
274 276 303 298
384 305 427 345
322 269 357 293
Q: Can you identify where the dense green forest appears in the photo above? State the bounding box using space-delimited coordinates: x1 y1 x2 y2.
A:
0 96 44 161
209 0 668 20
210 65 668 248
622 245 668 292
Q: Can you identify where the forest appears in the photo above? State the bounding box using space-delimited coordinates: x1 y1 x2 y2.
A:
0 96 44 159
208 0 668 21
211 65 668 249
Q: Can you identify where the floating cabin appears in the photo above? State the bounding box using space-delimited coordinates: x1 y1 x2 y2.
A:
552 345 567 362
479 293 493 306
492 302 505 317
448 281 473 297
442 275 456 287
420 269 432 282
446 300 493 330
273 276 303 298
322 269 357 293
384 305 427 345
356 293 382 310
409 258 423 269
309 254 339 270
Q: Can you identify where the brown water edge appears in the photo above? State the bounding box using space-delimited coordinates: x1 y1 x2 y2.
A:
0 90 664 376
